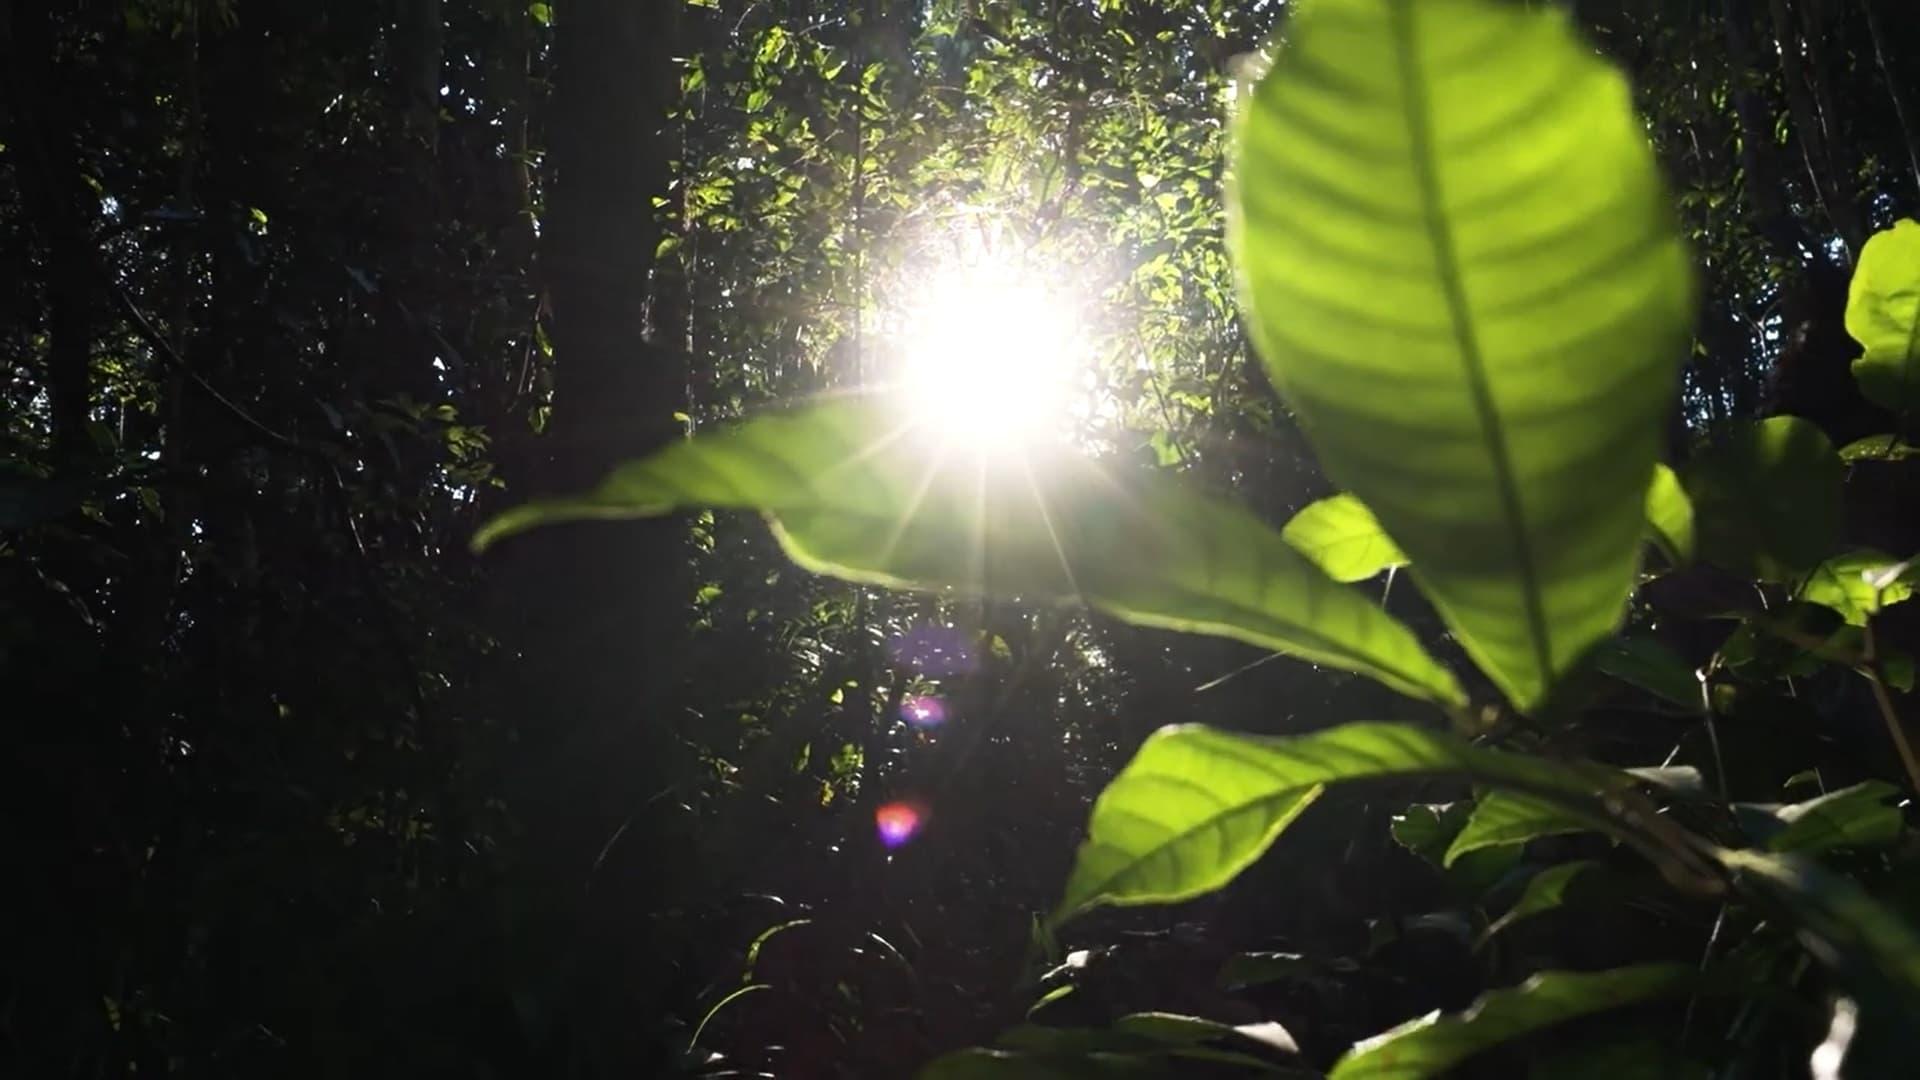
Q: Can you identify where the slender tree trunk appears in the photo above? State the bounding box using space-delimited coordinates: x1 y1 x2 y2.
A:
1861 0 1920 202
1768 0 1865 257
2 0 96 469
1721 0 1808 264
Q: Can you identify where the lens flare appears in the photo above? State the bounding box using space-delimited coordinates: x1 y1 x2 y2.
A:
875 801 923 848
888 624 976 676
891 256 1087 453
902 695 947 730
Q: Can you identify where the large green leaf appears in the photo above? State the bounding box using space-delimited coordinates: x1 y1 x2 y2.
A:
1287 469 1693 587
1846 218 1920 419
1328 965 1691 1079
1229 0 1692 710
474 400 1465 707
1685 416 1844 581
1281 494 1407 582
1054 722 1636 922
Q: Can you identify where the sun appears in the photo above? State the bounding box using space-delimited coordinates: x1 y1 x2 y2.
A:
890 257 1088 453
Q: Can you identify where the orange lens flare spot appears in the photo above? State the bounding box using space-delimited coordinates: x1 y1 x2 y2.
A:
875 801 923 848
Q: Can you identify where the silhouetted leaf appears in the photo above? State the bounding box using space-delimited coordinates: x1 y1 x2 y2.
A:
1685 417 1843 581
1592 635 1701 710
1230 0 1692 710
1718 849 1920 1010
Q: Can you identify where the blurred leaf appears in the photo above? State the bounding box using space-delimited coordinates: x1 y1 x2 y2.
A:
1717 849 1920 1012
1845 219 1920 417
1230 0 1692 710
1054 722 1640 922
1685 417 1844 581
475 400 1466 706
1643 464 1695 566
1281 495 1407 582
1329 965 1691 1079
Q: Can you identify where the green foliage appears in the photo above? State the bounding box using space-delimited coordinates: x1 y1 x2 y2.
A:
1228 0 1693 711
476 400 1466 706
921 1013 1304 1078
1327 965 1692 1080
1846 219 1920 420
1280 494 1406 582
1685 416 1845 580
1761 781 1904 856
1478 859 1601 945
1442 790 1600 867
1797 550 1917 626
1642 463 1696 567
1052 722 1642 922
1591 635 1702 711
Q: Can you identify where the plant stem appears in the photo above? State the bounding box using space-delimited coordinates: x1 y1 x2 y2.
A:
1862 619 1920 794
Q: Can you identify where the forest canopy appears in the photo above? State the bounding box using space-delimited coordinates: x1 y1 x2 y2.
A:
4 0 1920 1076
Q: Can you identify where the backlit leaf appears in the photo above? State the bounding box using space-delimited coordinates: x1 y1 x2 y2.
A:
1837 435 1919 462
1282 494 1407 582
1444 791 1601 866
1054 722 1637 922
1230 0 1693 710
1797 550 1917 626
475 400 1466 707
1643 463 1695 566
1845 219 1920 418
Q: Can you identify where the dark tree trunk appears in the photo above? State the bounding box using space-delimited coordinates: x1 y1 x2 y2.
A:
494 0 692 1071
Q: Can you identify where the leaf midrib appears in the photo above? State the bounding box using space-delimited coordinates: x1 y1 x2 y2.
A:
1387 0 1555 692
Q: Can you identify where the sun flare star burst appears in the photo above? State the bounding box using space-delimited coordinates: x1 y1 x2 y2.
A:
893 261 1087 454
